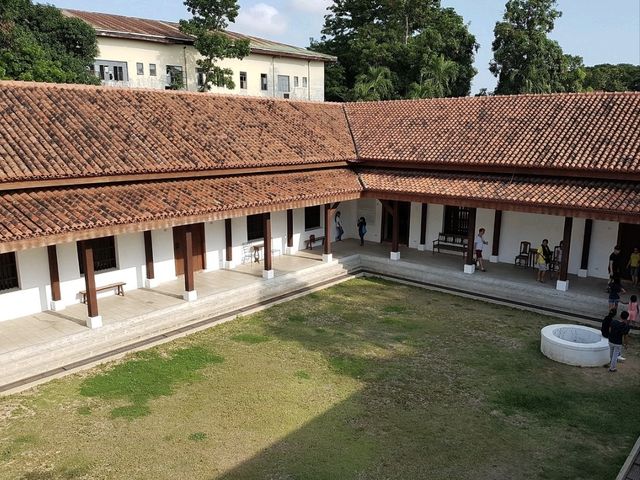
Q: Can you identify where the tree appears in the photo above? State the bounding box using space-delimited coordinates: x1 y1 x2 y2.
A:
310 1 477 101
583 64 640 92
354 66 394 101
180 0 250 91
490 0 585 94
0 0 98 84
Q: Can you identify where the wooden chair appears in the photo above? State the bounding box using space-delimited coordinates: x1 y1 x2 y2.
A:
550 245 562 274
514 241 531 267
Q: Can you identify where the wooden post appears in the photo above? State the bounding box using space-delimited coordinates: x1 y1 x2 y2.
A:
491 210 502 259
47 245 61 302
391 201 399 253
225 218 233 263
324 204 332 256
559 217 573 283
143 231 154 280
263 212 272 273
286 209 294 249
580 219 592 273
419 203 428 247
466 208 477 266
184 228 195 293
80 240 99 320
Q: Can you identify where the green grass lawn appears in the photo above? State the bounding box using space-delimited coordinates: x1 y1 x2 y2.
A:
1 278 638 479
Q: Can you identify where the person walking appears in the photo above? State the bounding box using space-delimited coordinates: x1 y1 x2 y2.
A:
608 278 626 311
357 217 367 246
627 247 640 287
536 239 552 283
608 311 630 372
334 211 344 242
609 245 623 281
601 308 616 339
474 228 488 272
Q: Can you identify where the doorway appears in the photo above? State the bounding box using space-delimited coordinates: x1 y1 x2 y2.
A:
381 201 411 245
173 223 206 275
617 223 640 280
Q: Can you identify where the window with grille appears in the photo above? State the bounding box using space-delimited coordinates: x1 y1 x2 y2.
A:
196 68 206 88
240 71 247 89
136 62 144 75
247 214 264 241
443 206 470 236
302 77 308 88
305 206 321 230
0 252 18 291
149 63 157 76
277 75 290 92
260 73 268 91
294 76 299 88
77 237 117 274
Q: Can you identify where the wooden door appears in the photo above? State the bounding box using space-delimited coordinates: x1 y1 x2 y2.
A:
617 223 640 279
381 201 411 245
173 223 206 276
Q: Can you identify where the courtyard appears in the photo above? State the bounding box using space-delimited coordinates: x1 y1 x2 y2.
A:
1 278 637 479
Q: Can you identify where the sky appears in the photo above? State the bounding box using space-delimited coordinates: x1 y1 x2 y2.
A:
47 0 640 93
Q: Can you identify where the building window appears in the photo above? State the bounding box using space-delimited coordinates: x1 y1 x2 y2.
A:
247 214 264 241
166 65 184 90
196 68 206 88
112 66 125 81
77 237 117 275
302 76 308 88
240 71 247 89
0 252 18 291
260 73 268 91
95 61 128 82
149 63 157 76
136 62 144 75
277 75 290 93
443 206 471 236
294 76 299 88
305 206 321 230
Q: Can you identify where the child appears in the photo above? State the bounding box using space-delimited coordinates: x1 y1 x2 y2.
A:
601 308 616 339
627 294 639 325
357 217 367 246
608 278 625 311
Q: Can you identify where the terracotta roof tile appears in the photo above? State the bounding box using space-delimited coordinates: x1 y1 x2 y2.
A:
0 168 361 251
346 93 640 178
0 81 355 184
358 168 640 221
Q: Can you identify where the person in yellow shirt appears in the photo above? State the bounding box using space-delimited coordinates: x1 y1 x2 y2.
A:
627 247 640 287
536 239 552 283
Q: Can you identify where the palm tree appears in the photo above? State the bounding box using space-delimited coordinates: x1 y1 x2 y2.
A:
353 66 394 101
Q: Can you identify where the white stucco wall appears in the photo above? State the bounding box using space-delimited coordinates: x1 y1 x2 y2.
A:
0 248 50 322
588 220 619 279
204 221 225 271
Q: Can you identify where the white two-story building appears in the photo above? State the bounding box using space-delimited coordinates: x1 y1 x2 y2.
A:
63 9 335 101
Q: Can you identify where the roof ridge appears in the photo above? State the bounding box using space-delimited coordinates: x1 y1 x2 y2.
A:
63 8 181 27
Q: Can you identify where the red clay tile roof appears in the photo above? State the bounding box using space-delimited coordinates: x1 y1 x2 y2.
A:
359 168 640 223
0 168 361 252
0 82 355 184
346 93 640 181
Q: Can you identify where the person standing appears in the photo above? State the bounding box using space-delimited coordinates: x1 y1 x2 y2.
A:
627 247 640 287
474 228 489 272
609 245 623 281
536 239 552 283
601 308 616 339
608 311 630 372
334 211 344 242
357 217 367 246
608 278 626 311
626 294 638 325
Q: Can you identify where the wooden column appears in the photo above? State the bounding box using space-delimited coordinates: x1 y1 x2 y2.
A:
559 217 573 282
324 204 332 256
286 209 294 249
391 201 399 253
80 241 99 318
491 210 502 258
47 245 61 302
225 219 233 263
419 203 428 246
580 219 593 272
143 231 154 281
465 208 477 266
263 212 272 272
184 228 195 293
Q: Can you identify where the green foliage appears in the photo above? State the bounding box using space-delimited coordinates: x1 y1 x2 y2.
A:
583 63 640 92
188 432 208 441
0 0 98 84
294 370 310 380
311 1 477 101
490 0 586 94
180 0 250 91
79 346 223 418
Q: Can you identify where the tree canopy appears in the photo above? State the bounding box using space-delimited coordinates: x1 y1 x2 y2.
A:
0 0 98 84
583 64 640 92
310 0 478 101
180 0 250 91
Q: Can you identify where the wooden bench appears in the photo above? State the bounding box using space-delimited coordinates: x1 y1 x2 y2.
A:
80 282 126 303
305 235 325 250
432 233 468 255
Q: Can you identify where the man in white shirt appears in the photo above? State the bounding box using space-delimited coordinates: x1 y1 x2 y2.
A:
474 228 489 272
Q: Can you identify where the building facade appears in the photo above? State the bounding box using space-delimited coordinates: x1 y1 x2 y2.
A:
63 9 334 101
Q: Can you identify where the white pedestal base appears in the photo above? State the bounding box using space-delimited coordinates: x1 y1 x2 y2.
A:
224 260 235 270
285 246 297 255
556 280 569 291
86 315 103 329
577 269 588 278
50 299 65 312
463 264 476 274
262 269 275 279
322 253 333 263
183 290 198 302
144 278 161 289
390 251 401 261
417 244 426 252
490 255 499 263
